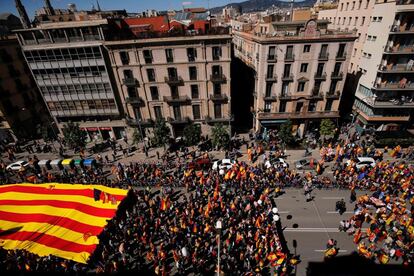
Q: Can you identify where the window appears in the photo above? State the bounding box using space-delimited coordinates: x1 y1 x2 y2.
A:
281 82 289 95
348 17 352 25
320 44 328 57
353 48 357 57
264 101 272 113
265 83 273 97
346 2 349 10
127 87 136 98
267 64 274 78
191 85 199 99
192 105 201 120
329 80 338 93
354 17 358 25
212 65 222 76
378 17 382 22
123 69 133 79
316 63 324 75
342 17 346 25
165 48 174 63
146 68 155 82
154 106 163 119
352 1 355 10
212 46 222 60
214 83 222 95
367 35 372 41
372 17 377 22
143 50 152 64
214 103 222 118
268 46 276 60
119 51 129 65
361 17 365 26
167 67 178 79
189 66 197 80
150 86 159 100
337 17 341 25
134 107 142 120
308 100 317 112
341 3 344 11
285 45 294 59
297 82 305 92
295 102 303 113
173 106 181 120
170 86 179 98
333 62 342 74
366 0 369 8
372 36 377 41
303 45 311 53
283 64 291 77
325 99 333 111
279 101 286 112
337 44 346 58
358 0 362 9
300 63 308 73
187 48 197 62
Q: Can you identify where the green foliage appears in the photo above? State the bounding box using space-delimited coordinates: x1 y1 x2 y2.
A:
132 128 142 145
279 120 295 145
151 119 171 147
183 123 201 146
212 123 229 149
62 122 87 149
375 138 414 148
319 119 336 137
41 124 55 142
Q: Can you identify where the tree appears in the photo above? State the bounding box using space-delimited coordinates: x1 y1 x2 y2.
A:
319 119 336 137
212 123 229 149
183 123 201 146
151 119 171 147
41 124 55 142
132 128 143 145
278 120 295 146
62 122 87 149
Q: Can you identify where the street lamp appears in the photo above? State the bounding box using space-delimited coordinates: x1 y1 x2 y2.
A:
215 220 222 276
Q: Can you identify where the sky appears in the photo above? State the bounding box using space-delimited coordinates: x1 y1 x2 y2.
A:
0 0 246 19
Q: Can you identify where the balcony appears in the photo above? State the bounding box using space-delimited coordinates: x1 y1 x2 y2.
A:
164 76 184 86
264 95 277 101
267 55 277 62
318 52 329 61
125 117 153 127
357 109 410 122
125 96 145 105
163 95 190 104
331 72 344 80
205 116 230 123
370 98 414 108
279 93 292 100
123 78 139 87
325 90 341 99
378 64 414 73
314 72 327 80
374 82 414 90
281 74 294 81
257 111 339 120
210 74 227 84
167 116 190 124
284 54 295 62
390 25 414 34
384 45 414 54
210 94 229 102
310 89 324 100
336 53 346 61
265 74 278 82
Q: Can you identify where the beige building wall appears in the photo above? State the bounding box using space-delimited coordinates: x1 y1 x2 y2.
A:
318 0 376 73
106 35 232 138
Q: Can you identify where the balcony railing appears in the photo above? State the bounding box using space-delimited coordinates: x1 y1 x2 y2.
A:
205 116 230 123
210 94 229 102
370 98 414 108
318 52 329 60
264 95 277 101
281 74 294 81
326 90 341 98
125 118 153 127
163 95 190 104
379 64 414 73
374 82 414 90
265 74 278 82
123 78 139 87
390 24 414 33
164 76 184 86
384 45 414 54
311 89 324 99
314 72 327 80
210 74 227 83
267 54 277 62
279 92 292 100
125 96 144 105
167 116 190 124
284 53 295 62
331 72 344 80
336 53 346 60
257 111 339 120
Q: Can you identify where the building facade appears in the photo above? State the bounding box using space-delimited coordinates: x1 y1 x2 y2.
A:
318 0 375 73
353 0 414 130
15 20 128 141
106 34 232 138
233 19 356 136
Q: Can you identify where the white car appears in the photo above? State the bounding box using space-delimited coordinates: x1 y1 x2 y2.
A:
7 160 30 171
265 158 289 169
212 159 236 170
346 157 376 169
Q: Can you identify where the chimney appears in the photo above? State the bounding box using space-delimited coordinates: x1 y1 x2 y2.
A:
15 0 31 29
44 0 55 16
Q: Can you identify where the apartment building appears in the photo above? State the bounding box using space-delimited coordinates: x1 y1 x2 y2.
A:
233 19 356 136
318 0 376 73
105 17 232 137
14 19 128 141
353 0 414 130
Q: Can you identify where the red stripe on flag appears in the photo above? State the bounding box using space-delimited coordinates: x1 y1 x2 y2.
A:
0 200 116 218
0 211 102 235
0 186 125 201
0 230 97 254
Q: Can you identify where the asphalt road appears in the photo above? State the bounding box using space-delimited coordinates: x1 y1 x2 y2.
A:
273 188 367 275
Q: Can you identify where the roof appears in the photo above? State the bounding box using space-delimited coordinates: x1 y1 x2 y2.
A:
0 13 13 20
124 16 169 32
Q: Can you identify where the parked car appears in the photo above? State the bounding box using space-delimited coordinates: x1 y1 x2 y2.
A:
212 159 235 170
6 160 30 171
265 158 289 169
346 157 376 169
295 159 311 170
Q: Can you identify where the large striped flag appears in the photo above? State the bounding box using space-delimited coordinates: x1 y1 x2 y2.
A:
0 183 128 264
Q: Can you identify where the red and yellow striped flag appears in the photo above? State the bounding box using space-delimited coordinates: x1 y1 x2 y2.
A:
0 183 128 264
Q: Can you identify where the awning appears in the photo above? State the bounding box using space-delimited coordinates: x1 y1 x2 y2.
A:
38 160 50 166
83 159 95 166
74 159 83 166
50 159 62 166
61 159 73 166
